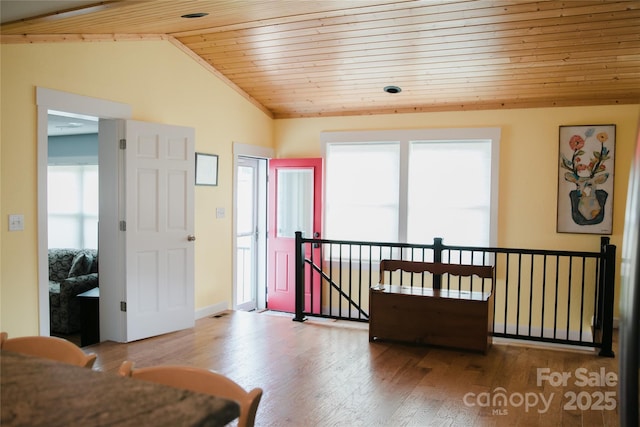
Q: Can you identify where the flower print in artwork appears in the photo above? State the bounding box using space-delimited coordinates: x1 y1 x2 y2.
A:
557 125 615 234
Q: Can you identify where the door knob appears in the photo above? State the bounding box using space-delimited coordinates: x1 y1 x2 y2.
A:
187 235 196 241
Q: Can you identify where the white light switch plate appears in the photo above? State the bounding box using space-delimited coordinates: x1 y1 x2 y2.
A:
216 207 225 219
9 214 24 231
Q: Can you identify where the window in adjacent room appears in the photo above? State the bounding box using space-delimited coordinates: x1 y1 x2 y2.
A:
48 164 99 249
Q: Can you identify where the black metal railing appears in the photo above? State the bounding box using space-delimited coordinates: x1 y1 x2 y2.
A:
294 232 615 357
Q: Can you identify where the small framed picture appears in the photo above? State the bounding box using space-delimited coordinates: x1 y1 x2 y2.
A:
195 152 218 186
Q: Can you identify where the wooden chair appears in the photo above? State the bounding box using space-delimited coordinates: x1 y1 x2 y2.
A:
0 332 97 368
119 361 263 427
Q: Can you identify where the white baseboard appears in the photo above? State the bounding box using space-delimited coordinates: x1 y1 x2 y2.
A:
195 302 229 320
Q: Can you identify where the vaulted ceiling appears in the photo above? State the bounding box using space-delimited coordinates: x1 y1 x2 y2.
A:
2 0 639 118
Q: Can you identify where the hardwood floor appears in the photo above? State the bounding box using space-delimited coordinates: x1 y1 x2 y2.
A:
86 311 620 427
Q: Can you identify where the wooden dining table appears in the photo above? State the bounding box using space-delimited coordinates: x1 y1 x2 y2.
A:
1 350 240 426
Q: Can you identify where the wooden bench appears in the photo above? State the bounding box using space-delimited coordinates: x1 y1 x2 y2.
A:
369 260 495 353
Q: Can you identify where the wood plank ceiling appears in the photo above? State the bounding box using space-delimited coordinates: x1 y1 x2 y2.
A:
2 0 639 118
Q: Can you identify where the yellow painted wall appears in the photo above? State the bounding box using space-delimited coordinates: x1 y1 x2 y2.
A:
274 105 640 321
2 38 638 337
0 41 273 335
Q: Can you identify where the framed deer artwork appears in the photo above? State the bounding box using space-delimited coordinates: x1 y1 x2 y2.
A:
557 124 615 234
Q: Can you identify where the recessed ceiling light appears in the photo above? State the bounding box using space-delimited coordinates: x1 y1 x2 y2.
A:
384 86 402 94
181 12 209 19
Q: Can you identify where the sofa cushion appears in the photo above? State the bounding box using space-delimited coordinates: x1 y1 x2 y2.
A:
68 251 94 278
49 248 98 281
48 249 78 283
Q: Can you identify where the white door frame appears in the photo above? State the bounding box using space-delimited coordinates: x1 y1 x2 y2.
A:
36 87 131 335
232 142 272 310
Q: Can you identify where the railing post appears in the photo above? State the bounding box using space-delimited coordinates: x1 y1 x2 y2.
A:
599 241 615 357
594 236 610 329
293 231 306 322
433 237 443 290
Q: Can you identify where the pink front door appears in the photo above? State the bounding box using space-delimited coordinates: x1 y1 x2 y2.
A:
267 158 323 313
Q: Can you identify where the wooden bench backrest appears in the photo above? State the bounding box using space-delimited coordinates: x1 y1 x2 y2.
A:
379 260 494 289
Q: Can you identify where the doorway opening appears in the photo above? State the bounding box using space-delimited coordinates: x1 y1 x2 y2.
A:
47 110 100 345
36 87 131 338
233 144 272 312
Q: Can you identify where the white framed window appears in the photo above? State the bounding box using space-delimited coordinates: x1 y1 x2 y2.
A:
48 164 99 249
325 142 400 243
407 140 492 247
322 128 500 260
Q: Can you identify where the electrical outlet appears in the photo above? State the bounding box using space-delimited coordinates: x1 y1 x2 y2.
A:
9 214 24 231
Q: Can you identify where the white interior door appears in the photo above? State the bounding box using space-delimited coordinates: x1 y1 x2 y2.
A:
124 120 195 341
99 119 195 342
